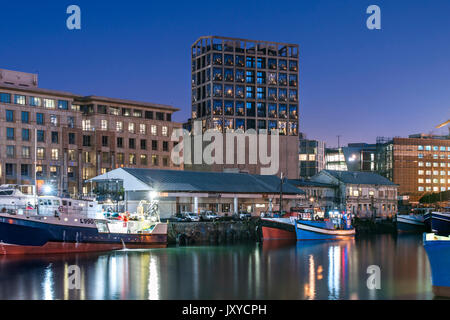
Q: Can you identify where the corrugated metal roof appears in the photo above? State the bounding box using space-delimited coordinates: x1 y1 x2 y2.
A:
122 168 305 194
323 170 396 186
288 179 335 188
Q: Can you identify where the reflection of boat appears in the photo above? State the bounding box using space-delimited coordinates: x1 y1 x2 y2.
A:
429 211 450 236
423 233 450 297
0 197 167 255
261 238 296 251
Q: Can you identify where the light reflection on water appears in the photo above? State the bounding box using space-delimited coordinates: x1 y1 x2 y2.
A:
0 234 433 300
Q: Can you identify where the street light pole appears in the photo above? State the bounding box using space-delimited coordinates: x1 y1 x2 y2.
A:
279 172 284 213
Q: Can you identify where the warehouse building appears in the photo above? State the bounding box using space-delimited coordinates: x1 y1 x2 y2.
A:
89 168 305 219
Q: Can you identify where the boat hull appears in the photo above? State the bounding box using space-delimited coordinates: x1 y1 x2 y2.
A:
396 215 425 233
0 215 167 255
261 218 296 240
423 234 450 297
295 220 355 241
430 212 450 236
424 213 432 232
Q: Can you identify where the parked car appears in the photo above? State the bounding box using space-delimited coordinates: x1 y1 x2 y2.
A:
201 211 220 221
184 212 200 222
238 211 252 220
173 213 189 222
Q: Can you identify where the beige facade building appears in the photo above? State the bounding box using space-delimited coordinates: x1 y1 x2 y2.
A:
0 69 181 196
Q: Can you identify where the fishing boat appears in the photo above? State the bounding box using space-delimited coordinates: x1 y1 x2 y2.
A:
0 197 167 255
294 210 355 241
423 233 450 297
262 209 355 241
429 209 450 236
396 208 432 233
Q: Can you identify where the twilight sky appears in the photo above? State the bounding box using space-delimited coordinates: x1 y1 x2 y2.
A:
1 0 449 147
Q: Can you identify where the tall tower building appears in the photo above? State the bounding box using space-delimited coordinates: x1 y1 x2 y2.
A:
188 36 300 178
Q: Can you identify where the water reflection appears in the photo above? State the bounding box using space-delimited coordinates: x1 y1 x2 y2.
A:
0 234 433 300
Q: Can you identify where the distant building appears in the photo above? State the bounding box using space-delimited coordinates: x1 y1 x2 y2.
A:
298 136 326 178
311 170 398 219
0 69 181 197
376 134 450 203
325 143 377 172
288 179 336 212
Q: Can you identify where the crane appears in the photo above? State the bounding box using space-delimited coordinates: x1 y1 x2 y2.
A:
436 120 450 129
436 120 450 136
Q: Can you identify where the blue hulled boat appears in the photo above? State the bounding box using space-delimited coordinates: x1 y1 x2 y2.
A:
423 233 450 297
294 212 355 241
430 211 450 236
0 197 167 255
396 215 426 233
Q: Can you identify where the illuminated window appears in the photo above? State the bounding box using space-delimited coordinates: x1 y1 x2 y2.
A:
162 126 168 136
37 147 45 160
128 122 135 133
43 98 55 109
101 120 108 130
116 121 123 132
129 154 136 165
14 95 26 105
51 149 59 160
82 119 91 131
140 124 146 134
151 125 157 135
50 115 58 126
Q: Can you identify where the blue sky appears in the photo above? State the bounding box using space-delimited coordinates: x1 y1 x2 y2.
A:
1 0 449 146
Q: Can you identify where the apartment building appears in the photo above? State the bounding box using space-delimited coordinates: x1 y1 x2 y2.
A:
0 69 181 197
377 134 450 203
187 36 300 178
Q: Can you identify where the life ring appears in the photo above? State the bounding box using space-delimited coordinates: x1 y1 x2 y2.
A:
58 206 64 213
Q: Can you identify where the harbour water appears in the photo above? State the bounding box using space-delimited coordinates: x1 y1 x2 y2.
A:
0 234 433 300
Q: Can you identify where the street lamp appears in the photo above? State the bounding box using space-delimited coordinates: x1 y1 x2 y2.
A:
43 185 52 195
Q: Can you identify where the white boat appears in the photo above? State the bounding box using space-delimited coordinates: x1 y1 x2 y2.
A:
0 184 37 214
37 195 104 219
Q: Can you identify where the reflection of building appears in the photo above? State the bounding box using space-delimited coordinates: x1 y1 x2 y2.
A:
0 69 181 196
325 143 377 172
299 137 326 178
187 36 300 178
311 170 398 218
376 134 450 203
90 168 304 218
